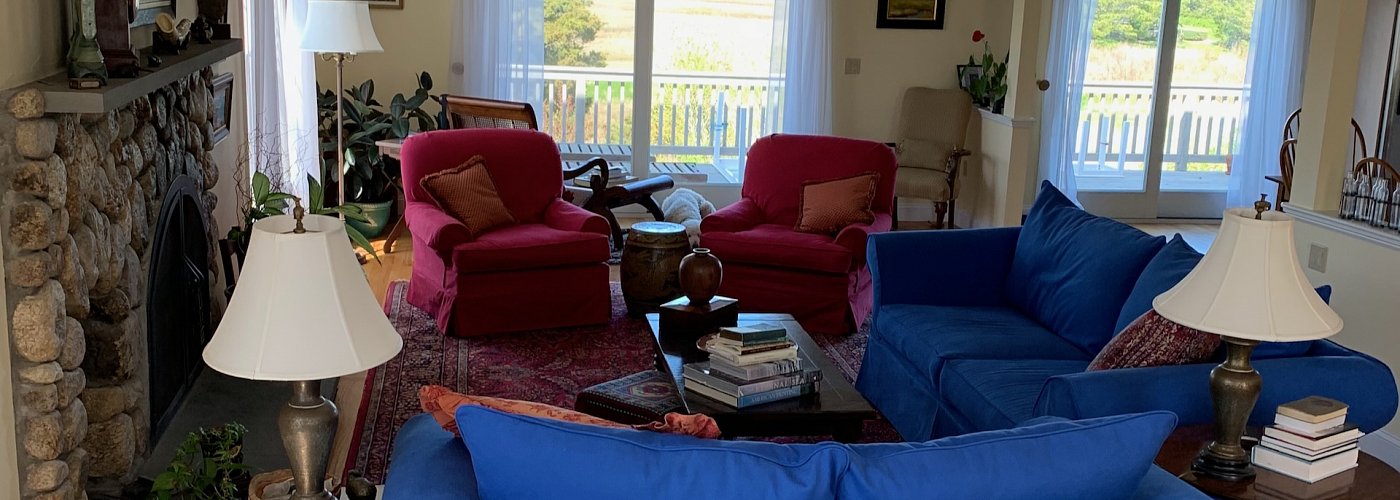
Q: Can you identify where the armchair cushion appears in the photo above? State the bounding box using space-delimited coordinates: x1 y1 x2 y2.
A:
894 167 952 201
419 155 517 235
703 224 853 274
1007 181 1165 354
796 172 879 234
451 224 609 273
895 138 953 171
940 359 1089 431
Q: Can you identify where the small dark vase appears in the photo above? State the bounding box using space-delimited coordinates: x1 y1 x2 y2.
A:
678 248 722 305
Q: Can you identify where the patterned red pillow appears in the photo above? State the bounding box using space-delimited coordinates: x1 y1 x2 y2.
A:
418 385 720 439
1086 310 1221 371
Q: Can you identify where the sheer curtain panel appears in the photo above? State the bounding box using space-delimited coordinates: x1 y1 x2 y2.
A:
1037 0 1097 203
450 0 546 109
767 0 832 136
1227 0 1309 208
243 0 318 199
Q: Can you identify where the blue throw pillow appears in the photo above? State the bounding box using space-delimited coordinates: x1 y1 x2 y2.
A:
838 411 1179 499
1007 181 1166 354
456 405 846 500
1115 235 1203 333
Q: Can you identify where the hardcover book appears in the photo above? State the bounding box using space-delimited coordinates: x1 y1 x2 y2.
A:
682 362 821 397
1277 396 1349 424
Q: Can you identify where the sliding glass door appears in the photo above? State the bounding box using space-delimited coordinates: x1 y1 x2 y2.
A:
539 0 780 187
1073 0 1255 219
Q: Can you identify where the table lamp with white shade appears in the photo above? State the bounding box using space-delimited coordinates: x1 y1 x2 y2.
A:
204 207 402 499
301 0 383 213
1153 196 1343 481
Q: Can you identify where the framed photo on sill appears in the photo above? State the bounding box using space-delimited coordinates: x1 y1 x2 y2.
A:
366 0 404 9
957 65 983 92
877 0 946 30
210 72 234 146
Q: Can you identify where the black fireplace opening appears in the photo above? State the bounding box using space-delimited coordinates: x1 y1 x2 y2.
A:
145 174 212 444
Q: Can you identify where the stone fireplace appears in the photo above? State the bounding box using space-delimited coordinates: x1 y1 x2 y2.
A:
2 64 228 498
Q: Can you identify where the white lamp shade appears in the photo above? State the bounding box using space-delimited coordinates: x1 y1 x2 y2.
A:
300 0 384 54
203 215 402 381
1153 208 1342 342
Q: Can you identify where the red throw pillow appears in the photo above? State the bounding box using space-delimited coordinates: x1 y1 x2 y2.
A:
1086 310 1221 371
418 385 720 439
795 172 880 234
419 155 516 236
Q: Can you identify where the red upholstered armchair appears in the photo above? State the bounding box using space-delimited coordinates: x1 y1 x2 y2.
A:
700 134 897 334
402 129 612 336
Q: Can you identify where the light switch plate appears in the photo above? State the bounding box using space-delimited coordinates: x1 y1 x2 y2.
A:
1308 243 1328 273
844 58 861 75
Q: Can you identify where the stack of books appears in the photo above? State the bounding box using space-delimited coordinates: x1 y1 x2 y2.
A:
1252 396 1364 483
682 323 821 408
572 165 636 187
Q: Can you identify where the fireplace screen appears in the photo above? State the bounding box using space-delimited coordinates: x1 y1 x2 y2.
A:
145 174 211 442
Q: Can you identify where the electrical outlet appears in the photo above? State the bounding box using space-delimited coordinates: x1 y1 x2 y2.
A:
844 58 861 75
1308 243 1328 273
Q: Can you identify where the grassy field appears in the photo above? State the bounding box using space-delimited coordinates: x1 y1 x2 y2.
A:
585 0 776 74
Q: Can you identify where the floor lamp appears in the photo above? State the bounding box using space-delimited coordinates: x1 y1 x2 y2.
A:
301 0 383 216
203 210 402 499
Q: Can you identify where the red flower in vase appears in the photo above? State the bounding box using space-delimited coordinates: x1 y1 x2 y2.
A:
972 30 985 42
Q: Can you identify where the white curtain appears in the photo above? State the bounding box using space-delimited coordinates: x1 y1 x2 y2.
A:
1227 0 1309 207
1038 0 1098 203
450 0 546 109
767 0 832 135
243 0 318 199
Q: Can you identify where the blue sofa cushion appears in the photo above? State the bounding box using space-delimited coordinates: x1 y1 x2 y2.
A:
940 359 1089 431
838 411 1179 499
456 405 846 500
876 304 1089 381
384 414 480 500
1007 181 1166 354
1116 234 1203 333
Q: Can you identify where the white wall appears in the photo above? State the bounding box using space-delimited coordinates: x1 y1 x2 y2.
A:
1352 0 1396 153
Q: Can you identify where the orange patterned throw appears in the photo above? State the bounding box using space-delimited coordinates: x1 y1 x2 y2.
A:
419 155 516 236
795 172 880 234
418 385 720 439
1086 310 1222 371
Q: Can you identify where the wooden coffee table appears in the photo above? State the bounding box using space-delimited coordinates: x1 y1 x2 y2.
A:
1155 424 1400 499
644 313 878 442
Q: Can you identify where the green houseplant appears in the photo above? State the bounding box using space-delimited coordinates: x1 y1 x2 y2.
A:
967 30 1009 114
226 171 377 261
318 72 440 238
149 423 250 500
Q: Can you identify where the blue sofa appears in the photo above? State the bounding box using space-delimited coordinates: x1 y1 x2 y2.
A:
856 182 1398 441
384 408 1210 499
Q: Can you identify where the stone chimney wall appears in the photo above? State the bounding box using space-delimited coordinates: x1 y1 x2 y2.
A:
3 67 225 499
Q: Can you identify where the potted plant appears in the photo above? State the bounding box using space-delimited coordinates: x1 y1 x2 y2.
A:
318 72 440 238
967 30 1009 114
226 171 378 262
149 423 251 500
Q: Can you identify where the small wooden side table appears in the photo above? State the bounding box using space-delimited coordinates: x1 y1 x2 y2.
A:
1155 425 1400 499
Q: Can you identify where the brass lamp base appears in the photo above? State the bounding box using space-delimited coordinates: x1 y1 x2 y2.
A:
1192 336 1261 482
279 380 339 500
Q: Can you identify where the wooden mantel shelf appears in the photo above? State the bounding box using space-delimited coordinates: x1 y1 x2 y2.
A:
30 38 243 114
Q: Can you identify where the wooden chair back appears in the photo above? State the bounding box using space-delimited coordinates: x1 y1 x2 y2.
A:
1354 156 1400 184
1275 109 1371 207
440 95 539 131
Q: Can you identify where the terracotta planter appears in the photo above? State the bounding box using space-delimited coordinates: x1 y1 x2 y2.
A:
678 248 722 305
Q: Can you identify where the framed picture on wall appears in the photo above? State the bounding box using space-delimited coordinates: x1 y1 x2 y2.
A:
367 0 403 9
957 65 983 91
876 0 946 30
210 72 234 146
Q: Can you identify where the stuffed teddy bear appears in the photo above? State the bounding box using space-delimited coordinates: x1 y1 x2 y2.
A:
661 188 715 245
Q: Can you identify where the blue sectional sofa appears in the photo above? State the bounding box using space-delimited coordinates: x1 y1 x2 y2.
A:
383 407 1210 499
856 182 1398 441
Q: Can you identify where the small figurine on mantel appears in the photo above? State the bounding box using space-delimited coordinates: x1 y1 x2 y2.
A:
66 0 109 88
198 0 233 39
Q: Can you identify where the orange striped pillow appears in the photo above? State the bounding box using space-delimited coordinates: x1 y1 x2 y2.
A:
795 172 880 234
419 155 516 236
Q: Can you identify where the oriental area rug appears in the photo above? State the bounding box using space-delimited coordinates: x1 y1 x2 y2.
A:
344 280 895 483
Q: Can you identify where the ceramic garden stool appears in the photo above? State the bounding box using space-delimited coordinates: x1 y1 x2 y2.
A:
620 221 690 316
